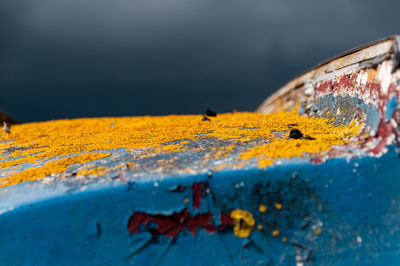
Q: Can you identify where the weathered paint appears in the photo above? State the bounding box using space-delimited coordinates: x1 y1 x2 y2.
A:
1 150 400 265
0 112 360 189
1 37 400 265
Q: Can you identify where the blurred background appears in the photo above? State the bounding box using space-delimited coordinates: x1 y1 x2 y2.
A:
1 0 400 123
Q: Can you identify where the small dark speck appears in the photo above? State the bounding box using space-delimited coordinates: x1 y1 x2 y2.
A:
207 171 213 179
0 111 17 125
205 108 217 117
303 135 316 140
126 181 135 191
301 221 310 230
96 221 102 237
289 129 303 139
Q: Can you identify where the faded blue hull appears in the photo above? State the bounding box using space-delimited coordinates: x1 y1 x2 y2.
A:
0 147 399 265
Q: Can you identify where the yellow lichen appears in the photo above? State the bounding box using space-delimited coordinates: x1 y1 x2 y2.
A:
230 209 255 238
0 111 361 188
275 202 283 210
76 166 107 177
160 144 185 152
258 204 267 213
258 159 274 168
314 227 322 235
272 229 280 236
0 153 110 188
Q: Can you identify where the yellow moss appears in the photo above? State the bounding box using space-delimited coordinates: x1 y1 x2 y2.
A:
0 111 361 188
230 209 255 238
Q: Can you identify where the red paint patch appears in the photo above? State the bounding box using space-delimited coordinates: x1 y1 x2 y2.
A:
310 157 324 164
118 172 127 183
218 212 234 230
316 80 333 94
368 119 398 155
192 182 206 209
127 209 232 238
337 75 354 92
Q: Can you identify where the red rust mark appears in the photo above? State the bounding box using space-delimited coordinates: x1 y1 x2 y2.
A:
192 182 206 209
127 209 233 238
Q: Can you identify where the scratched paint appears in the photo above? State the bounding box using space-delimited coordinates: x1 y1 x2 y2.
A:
311 66 400 157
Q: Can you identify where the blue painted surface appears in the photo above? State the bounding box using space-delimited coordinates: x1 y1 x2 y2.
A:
0 146 399 265
1 62 400 265
385 96 398 122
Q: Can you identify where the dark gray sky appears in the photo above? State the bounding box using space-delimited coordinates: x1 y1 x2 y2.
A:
1 0 399 122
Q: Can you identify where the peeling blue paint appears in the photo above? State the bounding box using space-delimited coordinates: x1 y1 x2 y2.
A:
385 96 398 122
0 146 400 265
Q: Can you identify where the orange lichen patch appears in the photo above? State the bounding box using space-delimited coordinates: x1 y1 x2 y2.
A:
272 229 280 237
241 120 360 167
314 227 322 236
230 209 255 238
0 112 361 188
274 202 283 210
115 162 135 169
0 153 110 188
258 204 267 213
258 159 274 168
76 166 107 177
